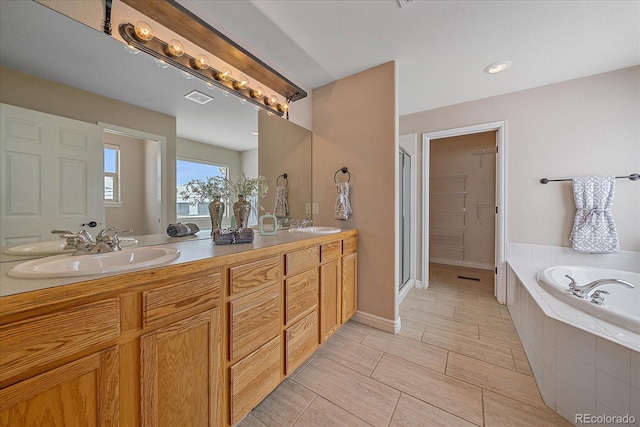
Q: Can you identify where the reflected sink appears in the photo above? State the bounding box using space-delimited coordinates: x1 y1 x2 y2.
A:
8 246 179 278
4 237 138 256
289 226 341 234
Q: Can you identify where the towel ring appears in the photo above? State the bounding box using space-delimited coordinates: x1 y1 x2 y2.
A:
276 173 288 187
334 167 350 183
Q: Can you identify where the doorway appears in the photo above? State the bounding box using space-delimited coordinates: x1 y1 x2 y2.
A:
422 121 507 303
100 123 166 236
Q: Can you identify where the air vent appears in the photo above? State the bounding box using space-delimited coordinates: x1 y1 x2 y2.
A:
185 90 213 105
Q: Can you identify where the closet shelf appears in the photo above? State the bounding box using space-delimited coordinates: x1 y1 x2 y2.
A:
430 192 467 196
430 174 467 180
429 244 465 250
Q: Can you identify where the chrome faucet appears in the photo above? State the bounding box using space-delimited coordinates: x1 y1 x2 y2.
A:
300 218 313 228
565 274 635 299
92 227 132 253
52 227 131 255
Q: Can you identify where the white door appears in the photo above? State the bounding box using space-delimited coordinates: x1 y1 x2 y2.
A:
0 103 103 247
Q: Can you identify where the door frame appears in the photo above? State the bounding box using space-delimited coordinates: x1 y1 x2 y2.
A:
422 121 507 303
98 122 167 235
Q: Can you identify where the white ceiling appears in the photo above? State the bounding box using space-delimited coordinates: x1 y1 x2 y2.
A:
180 0 640 115
1 0 638 149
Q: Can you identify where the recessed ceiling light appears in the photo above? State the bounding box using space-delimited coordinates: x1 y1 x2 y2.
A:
185 90 213 105
484 61 512 74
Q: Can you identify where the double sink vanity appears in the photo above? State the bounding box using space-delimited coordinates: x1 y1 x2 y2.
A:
0 228 358 426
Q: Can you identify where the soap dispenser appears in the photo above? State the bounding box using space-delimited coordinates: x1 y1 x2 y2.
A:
259 212 278 236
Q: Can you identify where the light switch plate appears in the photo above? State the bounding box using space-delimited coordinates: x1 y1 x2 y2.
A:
305 203 311 215
312 203 319 214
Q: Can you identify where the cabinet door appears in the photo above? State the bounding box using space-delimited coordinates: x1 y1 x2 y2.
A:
286 311 318 375
140 308 221 427
0 346 119 426
230 337 281 426
319 258 341 342
341 252 357 323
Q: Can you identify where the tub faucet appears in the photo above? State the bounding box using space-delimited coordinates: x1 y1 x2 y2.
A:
565 274 635 299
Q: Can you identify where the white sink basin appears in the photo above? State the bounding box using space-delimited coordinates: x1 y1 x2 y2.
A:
8 246 179 278
289 226 341 234
4 237 138 256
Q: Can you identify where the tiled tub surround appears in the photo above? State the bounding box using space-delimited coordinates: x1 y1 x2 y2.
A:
507 243 640 426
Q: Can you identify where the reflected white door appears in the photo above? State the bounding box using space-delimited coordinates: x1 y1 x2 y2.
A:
0 103 103 247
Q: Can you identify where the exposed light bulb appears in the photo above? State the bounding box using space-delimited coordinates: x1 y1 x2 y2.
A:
166 39 185 57
192 54 209 70
233 76 250 90
250 87 264 99
277 103 289 113
265 94 278 106
215 67 232 81
133 21 154 42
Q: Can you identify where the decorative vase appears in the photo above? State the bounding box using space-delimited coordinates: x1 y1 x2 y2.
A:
233 195 251 229
208 198 225 233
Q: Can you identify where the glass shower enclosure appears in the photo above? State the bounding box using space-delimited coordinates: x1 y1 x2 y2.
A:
399 148 411 290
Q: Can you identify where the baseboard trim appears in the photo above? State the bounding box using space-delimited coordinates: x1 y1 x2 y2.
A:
430 258 494 271
351 310 400 334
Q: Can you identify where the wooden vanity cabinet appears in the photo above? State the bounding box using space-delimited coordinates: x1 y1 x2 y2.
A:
319 236 358 342
0 346 119 426
341 237 358 323
0 298 121 426
0 230 358 427
227 255 283 425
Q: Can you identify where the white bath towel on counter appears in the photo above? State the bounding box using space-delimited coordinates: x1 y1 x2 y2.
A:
570 176 620 253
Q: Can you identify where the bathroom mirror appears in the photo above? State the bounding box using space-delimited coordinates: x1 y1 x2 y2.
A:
0 1 311 257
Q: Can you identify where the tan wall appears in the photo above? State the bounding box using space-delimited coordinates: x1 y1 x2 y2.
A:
312 61 398 322
401 66 640 283
430 132 496 267
258 111 313 222
0 66 178 227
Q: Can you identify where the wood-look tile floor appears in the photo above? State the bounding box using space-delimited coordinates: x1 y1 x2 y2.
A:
237 263 571 427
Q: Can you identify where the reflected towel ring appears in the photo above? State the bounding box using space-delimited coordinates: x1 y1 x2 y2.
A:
276 173 288 187
334 167 350 183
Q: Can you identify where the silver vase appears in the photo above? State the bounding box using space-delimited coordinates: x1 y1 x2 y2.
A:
208 199 225 233
233 195 251 229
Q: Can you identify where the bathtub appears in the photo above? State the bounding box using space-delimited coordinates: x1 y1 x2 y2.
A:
537 266 640 334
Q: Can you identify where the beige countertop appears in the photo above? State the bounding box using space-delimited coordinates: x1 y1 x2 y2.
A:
1 229 354 298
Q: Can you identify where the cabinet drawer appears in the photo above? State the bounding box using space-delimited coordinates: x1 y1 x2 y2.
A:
143 272 221 329
343 236 357 255
285 246 318 277
229 256 280 296
230 336 281 426
285 269 318 325
286 311 318 375
0 298 120 383
320 241 342 263
229 284 280 361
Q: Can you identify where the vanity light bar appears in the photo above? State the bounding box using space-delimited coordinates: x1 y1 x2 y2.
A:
119 23 288 117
